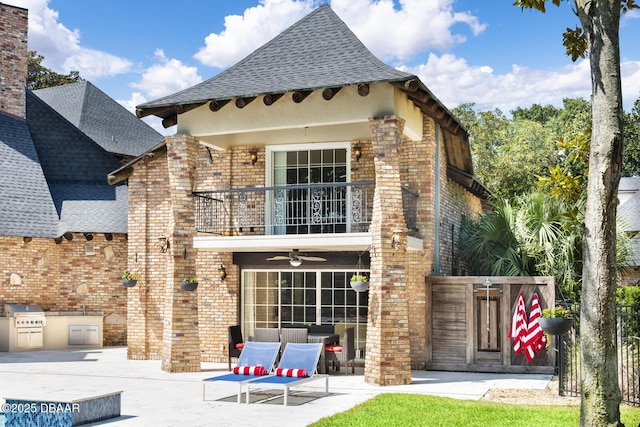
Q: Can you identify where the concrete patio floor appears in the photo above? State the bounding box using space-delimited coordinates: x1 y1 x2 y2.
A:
0 347 553 427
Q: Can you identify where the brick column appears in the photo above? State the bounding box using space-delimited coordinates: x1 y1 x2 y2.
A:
127 162 149 359
161 134 201 372
364 116 412 385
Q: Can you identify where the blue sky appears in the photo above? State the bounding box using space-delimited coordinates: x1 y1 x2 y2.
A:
6 0 640 134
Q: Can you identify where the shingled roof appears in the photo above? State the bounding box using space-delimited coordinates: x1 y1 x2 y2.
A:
136 3 460 136
0 112 61 237
33 81 163 157
26 89 130 234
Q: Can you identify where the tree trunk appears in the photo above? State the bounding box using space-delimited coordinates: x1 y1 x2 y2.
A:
576 0 624 426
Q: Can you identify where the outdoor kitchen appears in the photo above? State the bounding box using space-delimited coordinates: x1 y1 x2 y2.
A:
0 304 103 352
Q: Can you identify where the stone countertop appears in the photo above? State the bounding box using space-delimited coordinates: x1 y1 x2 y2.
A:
44 312 103 316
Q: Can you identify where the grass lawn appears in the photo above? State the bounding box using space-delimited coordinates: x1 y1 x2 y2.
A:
310 394 640 427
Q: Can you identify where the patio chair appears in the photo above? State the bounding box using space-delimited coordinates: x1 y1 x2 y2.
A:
202 341 281 403
280 327 308 351
228 325 244 371
252 327 280 342
309 324 334 335
325 327 355 374
245 342 328 406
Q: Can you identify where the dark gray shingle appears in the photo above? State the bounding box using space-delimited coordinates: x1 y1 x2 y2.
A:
0 112 61 237
33 81 163 157
138 4 413 110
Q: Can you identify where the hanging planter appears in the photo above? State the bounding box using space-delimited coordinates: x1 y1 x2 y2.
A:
539 317 574 335
350 275 369 292
181 278 198 292
350 253 370 292
121 271 140 288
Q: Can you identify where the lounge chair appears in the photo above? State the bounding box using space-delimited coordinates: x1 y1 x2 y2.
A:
202 341 281 403
245 342 328 406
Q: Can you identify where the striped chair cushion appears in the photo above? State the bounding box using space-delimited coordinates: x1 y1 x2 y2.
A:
275 368 308 377
233 365 268 376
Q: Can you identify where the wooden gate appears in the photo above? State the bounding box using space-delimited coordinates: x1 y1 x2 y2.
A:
426 276 555 374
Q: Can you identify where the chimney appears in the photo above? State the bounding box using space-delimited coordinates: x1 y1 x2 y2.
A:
0 3 28 118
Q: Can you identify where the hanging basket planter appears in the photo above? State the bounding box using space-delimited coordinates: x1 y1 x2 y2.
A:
350 254 370 292
539 317 574 335
181 279 198 292
121 271 140 288
121 279 137 288
350 280 369 292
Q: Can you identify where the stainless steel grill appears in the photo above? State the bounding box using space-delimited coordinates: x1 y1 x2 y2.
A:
4 304 46 349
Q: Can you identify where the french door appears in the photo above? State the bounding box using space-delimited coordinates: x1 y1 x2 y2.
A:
242 269 368 356
269 144 349 234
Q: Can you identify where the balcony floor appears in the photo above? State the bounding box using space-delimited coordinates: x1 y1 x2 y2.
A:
193 233 423 252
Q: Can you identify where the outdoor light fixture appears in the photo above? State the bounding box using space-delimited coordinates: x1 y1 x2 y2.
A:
353 146 362 162
249 149 258 165
63 232 73 241
159 237 170 253
83 233 93 241
218 264 227 281
23 236 32 244
391 229 404 249
289 258 302 267
104 233 113 241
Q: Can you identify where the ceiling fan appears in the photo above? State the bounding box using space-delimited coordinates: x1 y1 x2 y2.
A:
266 249 326 267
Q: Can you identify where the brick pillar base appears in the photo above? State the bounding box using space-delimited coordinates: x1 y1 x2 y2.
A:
364 116 412 386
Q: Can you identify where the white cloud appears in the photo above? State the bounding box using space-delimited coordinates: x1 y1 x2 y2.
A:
193 0 486 69
63 48 132 80
194 0 314 68
402 53 595 113
621 60 640 106
331 0 487 62
4 0 132 79
131 50 203 99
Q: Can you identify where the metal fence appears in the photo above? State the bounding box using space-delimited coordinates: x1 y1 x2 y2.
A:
558 304 640 407
193 181 420 236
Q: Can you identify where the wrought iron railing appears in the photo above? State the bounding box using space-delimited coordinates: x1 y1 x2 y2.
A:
193 181 419 236
558 303 640 407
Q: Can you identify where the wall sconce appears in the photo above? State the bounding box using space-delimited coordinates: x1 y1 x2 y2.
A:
218 264 227 281
391 228 404 249
249 149 258 165
159 237 170 253
83 233 93 241
353 146 362 162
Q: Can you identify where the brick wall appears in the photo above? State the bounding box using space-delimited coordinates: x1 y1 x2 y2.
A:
126 117 483 373
0 234 128 345
0 3 28 118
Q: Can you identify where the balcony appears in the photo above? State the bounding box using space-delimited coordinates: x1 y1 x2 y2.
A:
193 181 418 236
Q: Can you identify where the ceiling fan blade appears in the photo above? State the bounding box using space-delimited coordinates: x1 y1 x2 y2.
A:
298 255 326 262
266 256 291 261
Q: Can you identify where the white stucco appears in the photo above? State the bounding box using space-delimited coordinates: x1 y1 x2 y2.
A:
177 83 423 148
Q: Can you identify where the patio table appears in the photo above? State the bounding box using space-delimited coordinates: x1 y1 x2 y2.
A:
307 333 339 374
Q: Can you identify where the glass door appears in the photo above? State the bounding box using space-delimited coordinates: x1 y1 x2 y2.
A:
270 145 348 234
242 269 368 356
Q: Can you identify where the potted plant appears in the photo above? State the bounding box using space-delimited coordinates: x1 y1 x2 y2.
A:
539 306 574 335
121 271 140 287
350 274 369 292
181 277 198 291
